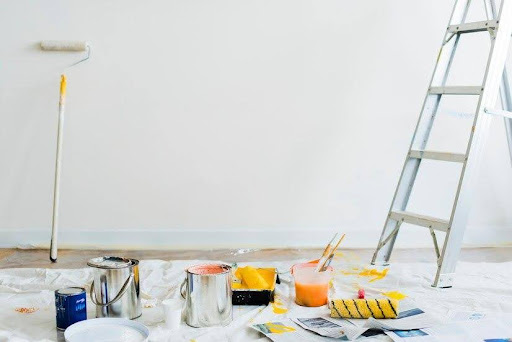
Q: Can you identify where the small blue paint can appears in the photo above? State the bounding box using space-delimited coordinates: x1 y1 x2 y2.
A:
55 287 87 330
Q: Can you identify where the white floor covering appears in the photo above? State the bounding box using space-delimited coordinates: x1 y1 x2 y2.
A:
0 257 511 342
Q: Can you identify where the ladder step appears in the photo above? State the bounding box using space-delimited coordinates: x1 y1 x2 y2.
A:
484 107 512 119
409 150 466 163
447 20 498 34
389 211 449 232
429 86 482 95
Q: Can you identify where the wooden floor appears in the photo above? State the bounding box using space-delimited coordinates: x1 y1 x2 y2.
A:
0 247 510 269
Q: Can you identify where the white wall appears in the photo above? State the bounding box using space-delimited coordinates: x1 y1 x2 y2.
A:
1 0 512 250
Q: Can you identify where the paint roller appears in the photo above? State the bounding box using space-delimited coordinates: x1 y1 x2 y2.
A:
40 40 91 66
330 298 399 319
41 40 89 51
41 40 89 262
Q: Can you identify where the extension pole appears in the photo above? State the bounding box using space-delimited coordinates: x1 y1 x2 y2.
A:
50 75 66 262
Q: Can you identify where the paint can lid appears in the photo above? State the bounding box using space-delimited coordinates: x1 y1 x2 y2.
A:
87 256 136 269
56 287 85 295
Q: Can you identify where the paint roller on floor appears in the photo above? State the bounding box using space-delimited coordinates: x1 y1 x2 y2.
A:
41 40 90 262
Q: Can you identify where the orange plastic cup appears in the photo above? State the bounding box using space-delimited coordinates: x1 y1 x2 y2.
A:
292 262 333 307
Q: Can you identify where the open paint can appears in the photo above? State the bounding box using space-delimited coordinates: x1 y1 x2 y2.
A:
292 262 333 307
180 263 232 328
88 256 141 320
55 287 87 330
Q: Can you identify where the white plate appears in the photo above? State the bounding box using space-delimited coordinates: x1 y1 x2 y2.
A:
64 318 149 342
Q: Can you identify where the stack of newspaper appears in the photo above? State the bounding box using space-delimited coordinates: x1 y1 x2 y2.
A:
251 301 512 341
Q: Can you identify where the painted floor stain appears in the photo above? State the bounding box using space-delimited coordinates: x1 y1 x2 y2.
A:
271 298 288 314
382 290 407 300
265 322 295 334
341 268 389 282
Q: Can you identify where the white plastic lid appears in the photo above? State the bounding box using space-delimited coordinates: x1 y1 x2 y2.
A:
65 318 149 342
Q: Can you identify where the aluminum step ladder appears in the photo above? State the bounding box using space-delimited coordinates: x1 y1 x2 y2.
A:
372 0 512 288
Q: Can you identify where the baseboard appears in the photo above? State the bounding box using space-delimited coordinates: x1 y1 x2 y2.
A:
0 225 511 250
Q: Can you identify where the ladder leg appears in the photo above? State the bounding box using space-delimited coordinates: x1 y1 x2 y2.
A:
372 0 472 265
434 0 512 288
372 219 401 265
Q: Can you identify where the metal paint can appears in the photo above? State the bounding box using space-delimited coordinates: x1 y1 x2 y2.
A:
180 263 232 328
55 287 87 330
87 256 141 320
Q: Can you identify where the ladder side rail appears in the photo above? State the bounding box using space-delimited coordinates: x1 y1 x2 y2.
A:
499 69 512 165
372 0 473 265
434 0 512 287
484 0 512 166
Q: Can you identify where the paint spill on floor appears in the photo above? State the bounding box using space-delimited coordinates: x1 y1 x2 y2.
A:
359 268 389 282
271 297 288 314
341 268 389 282
15 307 38 314
382 290 407 300
265 322 295 334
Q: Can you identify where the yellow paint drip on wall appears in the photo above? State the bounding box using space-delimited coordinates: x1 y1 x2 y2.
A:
265 322 295 334
382 291 407 300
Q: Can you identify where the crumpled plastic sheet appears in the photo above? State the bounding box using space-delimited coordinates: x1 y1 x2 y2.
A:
0 258 511 342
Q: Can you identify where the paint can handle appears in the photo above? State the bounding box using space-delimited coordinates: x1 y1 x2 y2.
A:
90 274 134 307
180 278 187 299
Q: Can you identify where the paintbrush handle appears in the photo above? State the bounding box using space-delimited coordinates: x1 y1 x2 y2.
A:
50 75 67 262
59 75 66 105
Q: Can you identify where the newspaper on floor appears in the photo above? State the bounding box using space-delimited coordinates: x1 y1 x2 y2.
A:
251 319 346 342
286 301 441 340
385 317 512 342
346 300 443 332
251 319 389 341
292 317 365 340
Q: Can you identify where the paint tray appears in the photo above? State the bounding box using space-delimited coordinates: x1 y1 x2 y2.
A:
232 267 278 305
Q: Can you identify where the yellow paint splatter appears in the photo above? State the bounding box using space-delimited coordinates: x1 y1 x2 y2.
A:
271 297 288 314
265 322 295 334
358 268 388 282
341 268 389 282
382 291 407 300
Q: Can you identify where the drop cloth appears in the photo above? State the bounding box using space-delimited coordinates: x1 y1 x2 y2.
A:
0 258 510 342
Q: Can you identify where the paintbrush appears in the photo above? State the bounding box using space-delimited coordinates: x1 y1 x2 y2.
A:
318 233 345 272
315 233 338 272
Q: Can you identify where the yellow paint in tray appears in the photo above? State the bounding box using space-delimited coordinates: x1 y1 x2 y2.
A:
233 267 275 290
